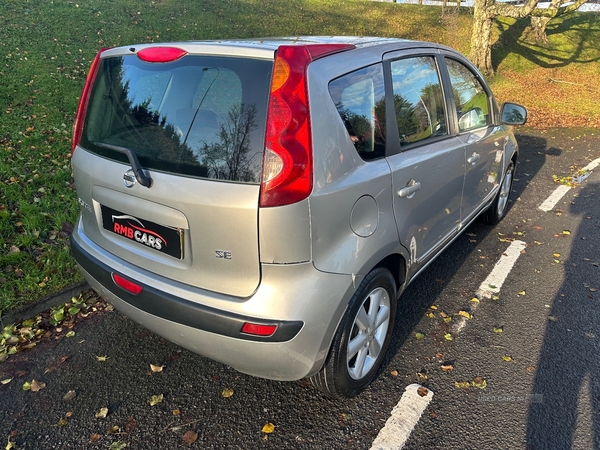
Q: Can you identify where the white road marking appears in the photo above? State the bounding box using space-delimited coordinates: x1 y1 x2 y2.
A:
476 239 527 299
370 384 433 450
452 239 527 334
538 185 571 212
538 157 600 212
582 157 600 172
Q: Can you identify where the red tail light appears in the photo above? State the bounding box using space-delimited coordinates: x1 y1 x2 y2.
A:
260 44 355 207
71 48 109 154
112 273 143 295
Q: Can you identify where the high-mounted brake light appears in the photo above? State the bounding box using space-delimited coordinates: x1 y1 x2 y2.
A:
71 47 109 154
112 273 143 295
137 47 188 63
241 322 278 337
260 44 355 207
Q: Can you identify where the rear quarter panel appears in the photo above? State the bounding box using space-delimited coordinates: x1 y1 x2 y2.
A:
307 50 409 279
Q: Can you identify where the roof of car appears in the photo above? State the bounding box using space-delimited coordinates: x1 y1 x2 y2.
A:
102 36 450 60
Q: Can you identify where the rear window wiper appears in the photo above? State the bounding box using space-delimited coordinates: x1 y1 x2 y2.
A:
93 142 153 188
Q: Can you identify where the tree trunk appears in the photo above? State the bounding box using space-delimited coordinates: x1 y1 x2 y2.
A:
527 16 551 43
470 2 495 75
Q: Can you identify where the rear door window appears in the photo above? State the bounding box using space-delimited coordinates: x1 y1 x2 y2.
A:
81 55 272 183
390 56 447 147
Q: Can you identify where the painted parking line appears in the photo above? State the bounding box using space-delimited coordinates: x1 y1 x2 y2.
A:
370 384 434 450
538 185 571 212
476 239 527 299
582 157 600 172
451 239 527 334
538 157 600 212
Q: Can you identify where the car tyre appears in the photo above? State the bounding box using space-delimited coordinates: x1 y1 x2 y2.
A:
310 267 396 398
485 161 515 225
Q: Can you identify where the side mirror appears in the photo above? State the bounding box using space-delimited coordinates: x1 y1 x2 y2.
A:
501 103 528 126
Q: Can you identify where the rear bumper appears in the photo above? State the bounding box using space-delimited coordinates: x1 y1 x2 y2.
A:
70 225 356 381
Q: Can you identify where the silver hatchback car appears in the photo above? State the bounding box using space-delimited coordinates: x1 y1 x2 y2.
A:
70 36 527 398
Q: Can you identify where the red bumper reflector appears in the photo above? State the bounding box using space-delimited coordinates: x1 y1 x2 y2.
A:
112 273 143 295
241 323 278 337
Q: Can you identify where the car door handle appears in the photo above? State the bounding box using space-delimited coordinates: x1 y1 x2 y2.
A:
467 153 480 165
398 181 421 198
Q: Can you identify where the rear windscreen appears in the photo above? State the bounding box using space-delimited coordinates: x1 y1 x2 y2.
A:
81 54 272 183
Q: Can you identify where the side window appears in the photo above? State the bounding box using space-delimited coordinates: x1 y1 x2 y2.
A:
390 56 447 147
328 64 386 161
445 58 491 132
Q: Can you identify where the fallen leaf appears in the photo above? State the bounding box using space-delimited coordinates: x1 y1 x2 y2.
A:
548 316 558 322
108 441 127 450
415 332 425 340
455 381 470 389
417 387 429 397
172 409 181 416
150 364 164 373
221 387 234 398
429 305 438 310
518 290 526 296
562 230 571 236
124 416 137 433
435 352 444 360
65 411 73 418
96 407 109 419
553 253 561 258
62 390 76 401
492 295 500 301
441 364 454 372
1 378 13 385
502 355 512 362
96 355 108 362
470 297 480 303
30 379 46 392
472 376 487 389
527 365 536 373
182 430 198 445
585 332 596 339
417 371 428 381
458 310 472 319
107 425 120 435
57 418 68 427
444 333 453 341
430 411 439 419
390 370 399 377
427 312 435 318
493 327 504 334
90 433 101 442
443 317 452 323
66 331 75 338
148 394 164 406
262 423 275 434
